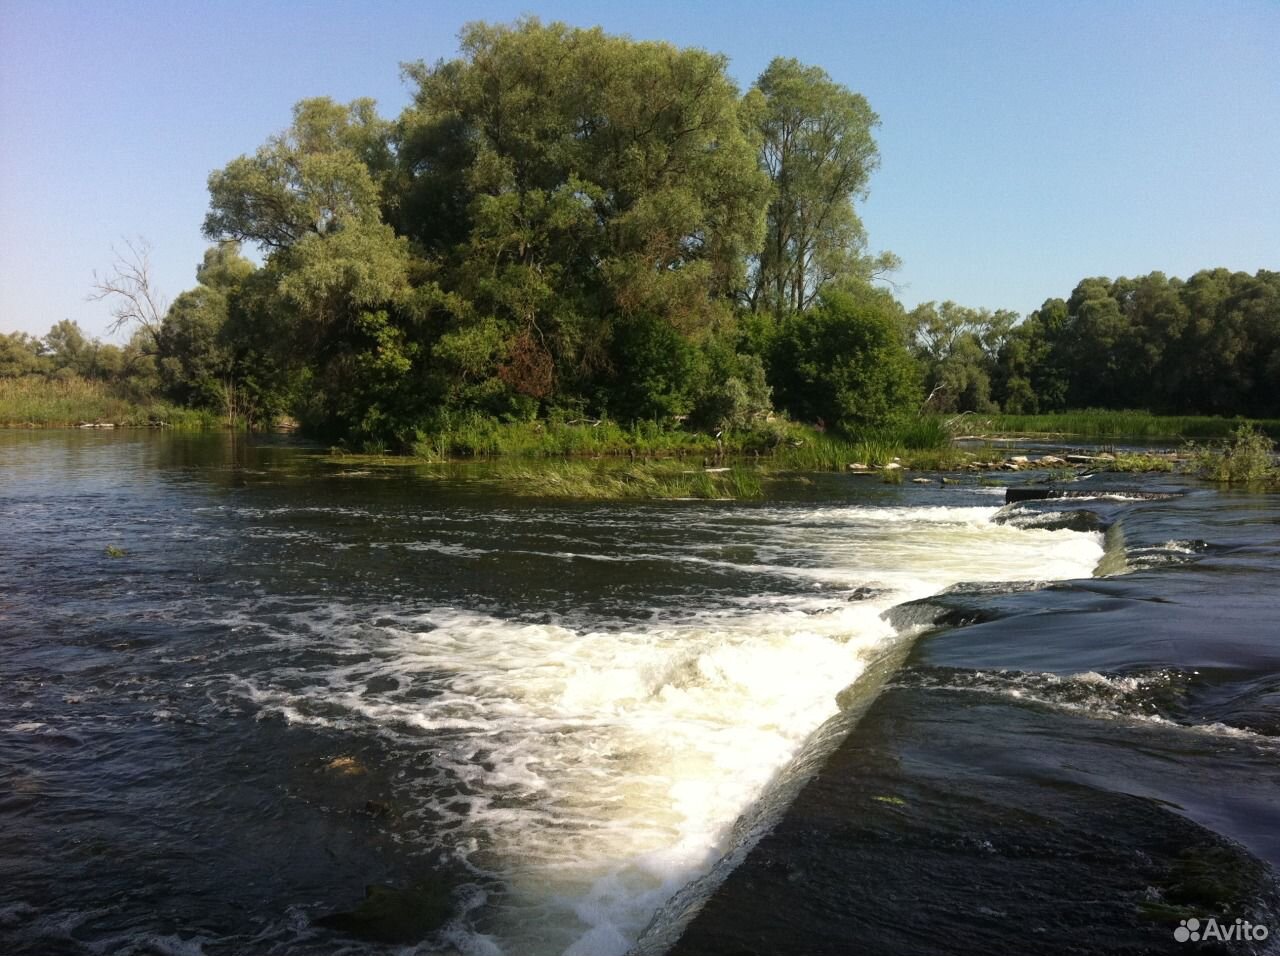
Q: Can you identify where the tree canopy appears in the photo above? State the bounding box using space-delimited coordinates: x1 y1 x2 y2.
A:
39 19 1273 444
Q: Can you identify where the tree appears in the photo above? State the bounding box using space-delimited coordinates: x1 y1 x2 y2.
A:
400 18 767 414
907 301 1016 412
157 243 257 419
0 332 46 378
745 58 887 316
771 286 920 432
88 238 168 352
205 98 392 251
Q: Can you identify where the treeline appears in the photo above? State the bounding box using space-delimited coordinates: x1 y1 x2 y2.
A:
1 320 158 399
8 20 1275 442
68 19 919 444
908 269 1280 419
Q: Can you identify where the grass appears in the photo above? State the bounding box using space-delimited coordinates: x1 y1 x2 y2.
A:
0 375 224 429
1107 452 1176 473
485 460 768 499
388 413 960 472
963 409 1280 440
327 414 971 500
1186 426 1279 486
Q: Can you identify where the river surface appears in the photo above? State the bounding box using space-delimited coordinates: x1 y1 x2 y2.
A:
1 432 1276 956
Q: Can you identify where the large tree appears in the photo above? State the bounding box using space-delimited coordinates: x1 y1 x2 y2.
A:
399 18 767 412
745 58 888 317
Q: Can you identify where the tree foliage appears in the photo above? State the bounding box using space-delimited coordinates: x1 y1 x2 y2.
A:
992 270 1280 417
745 58 890 317
64 21 1278 446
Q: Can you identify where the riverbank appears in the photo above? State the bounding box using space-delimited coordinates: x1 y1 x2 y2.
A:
958 409 1280 440
320 428 1279 500
0 375 223 429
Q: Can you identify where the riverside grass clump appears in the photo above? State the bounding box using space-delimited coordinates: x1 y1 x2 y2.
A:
327 414 959 500
969 410 1280 440
1187 426 1280 486
0 375 223 429
1107 453 1176 473
400 414 958 470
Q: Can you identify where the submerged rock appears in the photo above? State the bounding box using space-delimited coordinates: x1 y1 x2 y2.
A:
315 880 454 943
324 756 366 776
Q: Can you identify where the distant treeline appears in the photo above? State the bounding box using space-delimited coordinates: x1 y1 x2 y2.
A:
4 19 1276 442
908 268 1280 419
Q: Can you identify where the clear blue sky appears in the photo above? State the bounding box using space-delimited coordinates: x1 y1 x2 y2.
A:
2 0 1277 340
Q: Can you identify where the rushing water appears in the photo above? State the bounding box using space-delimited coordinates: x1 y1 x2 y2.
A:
1 432 1272 956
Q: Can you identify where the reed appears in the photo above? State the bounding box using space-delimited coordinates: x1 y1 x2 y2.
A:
0 375 223 429
967 410 1280 440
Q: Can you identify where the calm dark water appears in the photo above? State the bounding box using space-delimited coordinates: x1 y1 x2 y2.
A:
1 432 1275 956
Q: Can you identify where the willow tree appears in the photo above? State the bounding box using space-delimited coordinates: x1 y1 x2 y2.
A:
745 58 887 317
203 98 425 438
399 18 766 410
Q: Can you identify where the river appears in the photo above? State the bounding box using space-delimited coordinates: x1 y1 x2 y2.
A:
1 432 1276 955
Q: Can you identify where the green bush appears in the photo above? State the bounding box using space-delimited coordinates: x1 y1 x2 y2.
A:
770 288 922 433
1189 426 1278 485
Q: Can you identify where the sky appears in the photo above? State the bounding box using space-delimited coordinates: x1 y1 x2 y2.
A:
1 0 1278 341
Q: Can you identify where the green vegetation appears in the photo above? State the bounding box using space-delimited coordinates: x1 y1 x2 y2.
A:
966 410 1280 440
993 271 1280 418
7 20 1276 455
485 460 767 500
0 375 221 428
1107 452 1176 473
1187 426 1279 486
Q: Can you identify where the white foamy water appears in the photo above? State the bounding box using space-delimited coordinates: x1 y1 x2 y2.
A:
233 501 1104 955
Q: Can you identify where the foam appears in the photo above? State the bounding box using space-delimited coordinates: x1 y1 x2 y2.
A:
225 501 1104 955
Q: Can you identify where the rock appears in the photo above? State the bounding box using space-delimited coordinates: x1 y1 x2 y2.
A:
1010 455 1029 464
1065 454 1099 464
324 756 366 776
1037 455 1066 466
941 477 958 484
993 508 1103 533
315 881 454 943
911 477 933 484
1000 461 1021 471
882 462 903 471
846 463 871 473
361 800 391 818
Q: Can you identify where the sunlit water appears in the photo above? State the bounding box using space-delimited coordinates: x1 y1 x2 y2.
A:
1 433 1106 956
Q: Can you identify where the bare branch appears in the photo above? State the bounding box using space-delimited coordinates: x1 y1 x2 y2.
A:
88 237 168 350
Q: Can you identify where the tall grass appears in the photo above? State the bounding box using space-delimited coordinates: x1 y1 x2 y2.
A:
969 409 1280 440
1187 426 1279 485
403 412 958 474
0 375 223 429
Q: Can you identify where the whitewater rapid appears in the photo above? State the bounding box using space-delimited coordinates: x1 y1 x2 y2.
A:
232 500 1104 955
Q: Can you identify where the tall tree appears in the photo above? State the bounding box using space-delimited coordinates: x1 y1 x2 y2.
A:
157 243 257 421
745 58 887 317
399 18 767 415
